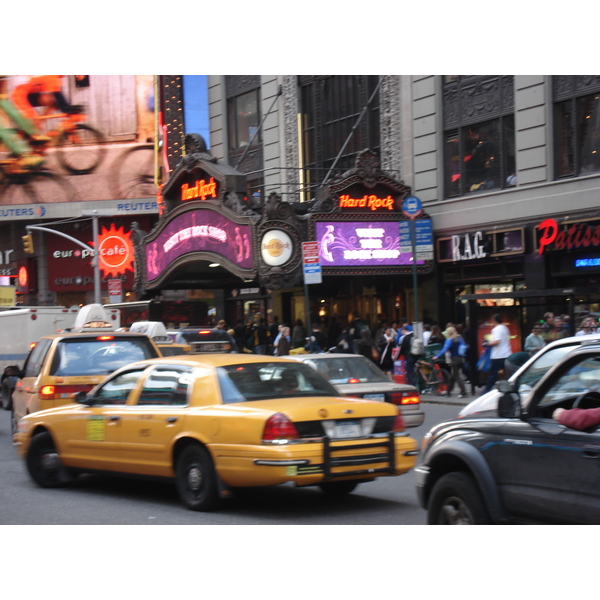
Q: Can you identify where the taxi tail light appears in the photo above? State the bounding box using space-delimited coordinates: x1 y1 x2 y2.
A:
40 384 93 400
262 413 300 441
389 392 420 406
393 410 405 432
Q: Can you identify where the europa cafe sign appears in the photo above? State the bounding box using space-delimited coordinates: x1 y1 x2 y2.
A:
537 218 600 255
94 224 135 278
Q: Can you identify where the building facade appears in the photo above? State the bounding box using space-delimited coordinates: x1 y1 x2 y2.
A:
205 75 600 348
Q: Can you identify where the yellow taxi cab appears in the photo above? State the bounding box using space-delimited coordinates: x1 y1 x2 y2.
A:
14 354 419 511
128 321 191 357
11 305 161 435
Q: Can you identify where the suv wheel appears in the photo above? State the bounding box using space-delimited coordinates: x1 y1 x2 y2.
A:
427 472 490 525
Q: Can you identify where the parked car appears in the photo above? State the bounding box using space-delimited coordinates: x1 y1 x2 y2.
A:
459 333 600 418
415 340 600 524
286 353 424 428
13 354 419 511
10 306 161 435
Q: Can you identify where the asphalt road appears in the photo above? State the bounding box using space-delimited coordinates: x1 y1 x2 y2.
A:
0 400 462 526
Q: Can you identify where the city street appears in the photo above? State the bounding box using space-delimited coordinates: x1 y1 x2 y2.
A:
0 400 462 525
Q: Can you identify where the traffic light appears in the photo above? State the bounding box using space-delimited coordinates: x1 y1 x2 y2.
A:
22 233 34 254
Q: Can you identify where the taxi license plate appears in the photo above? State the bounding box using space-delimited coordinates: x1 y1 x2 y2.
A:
335 420 361 438
363 393 384 401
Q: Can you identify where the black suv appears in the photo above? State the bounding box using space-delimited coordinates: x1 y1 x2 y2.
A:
415 342 600 524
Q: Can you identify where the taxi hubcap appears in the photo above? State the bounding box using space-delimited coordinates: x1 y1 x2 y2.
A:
188 467 203 492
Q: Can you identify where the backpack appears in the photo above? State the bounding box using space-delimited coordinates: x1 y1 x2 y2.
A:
410 336 424 356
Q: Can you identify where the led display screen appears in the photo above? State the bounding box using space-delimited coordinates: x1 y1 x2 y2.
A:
315 221 422 267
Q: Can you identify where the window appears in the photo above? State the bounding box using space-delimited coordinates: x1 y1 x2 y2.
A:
137 366 191 406
299 75 380 201
24 338 52 378
227 89 260 152
225 76 264 202
93 369 146 406
554 76 600 178
443 76 515 198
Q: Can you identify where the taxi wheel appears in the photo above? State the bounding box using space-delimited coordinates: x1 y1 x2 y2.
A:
318 481 359 495
427 472 490 525
26 432 71 488
176 445 218 511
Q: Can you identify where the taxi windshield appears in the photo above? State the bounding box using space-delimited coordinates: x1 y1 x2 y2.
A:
50 337 156 376
217 361 339 403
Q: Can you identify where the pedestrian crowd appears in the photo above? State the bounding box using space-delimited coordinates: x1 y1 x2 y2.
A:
208 308 600 399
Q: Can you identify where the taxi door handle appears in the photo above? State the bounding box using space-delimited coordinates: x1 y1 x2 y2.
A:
583 445 600 459
109 416 120 422
165 417 178 423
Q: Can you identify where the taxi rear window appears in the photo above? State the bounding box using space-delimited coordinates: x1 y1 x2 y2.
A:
49 337 157 376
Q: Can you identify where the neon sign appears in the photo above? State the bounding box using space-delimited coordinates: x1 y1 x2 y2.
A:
145 210 253 282
94 224 135 278
538 218 600 255
181 177 218 202
339 194 395 212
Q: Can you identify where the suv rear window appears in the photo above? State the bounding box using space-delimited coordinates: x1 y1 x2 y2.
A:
49 337 157 376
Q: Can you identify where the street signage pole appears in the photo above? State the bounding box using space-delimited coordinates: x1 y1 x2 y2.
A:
402 196 423 336
26 215 101 305
302 241 321 352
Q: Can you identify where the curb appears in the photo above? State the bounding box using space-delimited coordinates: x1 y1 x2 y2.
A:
420 391 482 407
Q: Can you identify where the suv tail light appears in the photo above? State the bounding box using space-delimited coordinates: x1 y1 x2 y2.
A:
262 413 300 442
389 392 420 406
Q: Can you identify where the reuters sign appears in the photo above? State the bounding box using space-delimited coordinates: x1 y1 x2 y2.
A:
261 230 293 267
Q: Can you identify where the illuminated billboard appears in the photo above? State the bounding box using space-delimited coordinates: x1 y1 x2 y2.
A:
314 221 422 267
145 209 254 282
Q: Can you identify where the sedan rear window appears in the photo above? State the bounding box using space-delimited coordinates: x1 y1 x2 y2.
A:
217 362 339 403
50 337 157 376
305 356 389 384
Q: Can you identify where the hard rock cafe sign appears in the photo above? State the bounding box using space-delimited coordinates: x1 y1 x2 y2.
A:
260 230 293 267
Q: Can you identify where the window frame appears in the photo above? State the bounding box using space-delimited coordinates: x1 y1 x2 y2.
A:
299 75 380 201
442 76 515 199
553 77 600 180
227 88 261 153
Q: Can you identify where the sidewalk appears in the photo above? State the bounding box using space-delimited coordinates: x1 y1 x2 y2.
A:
420 389 484 407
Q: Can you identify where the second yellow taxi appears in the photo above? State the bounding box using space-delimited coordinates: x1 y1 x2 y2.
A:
14 354 419 511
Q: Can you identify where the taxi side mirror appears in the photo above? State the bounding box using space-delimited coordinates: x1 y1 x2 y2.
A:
75 391 92 405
